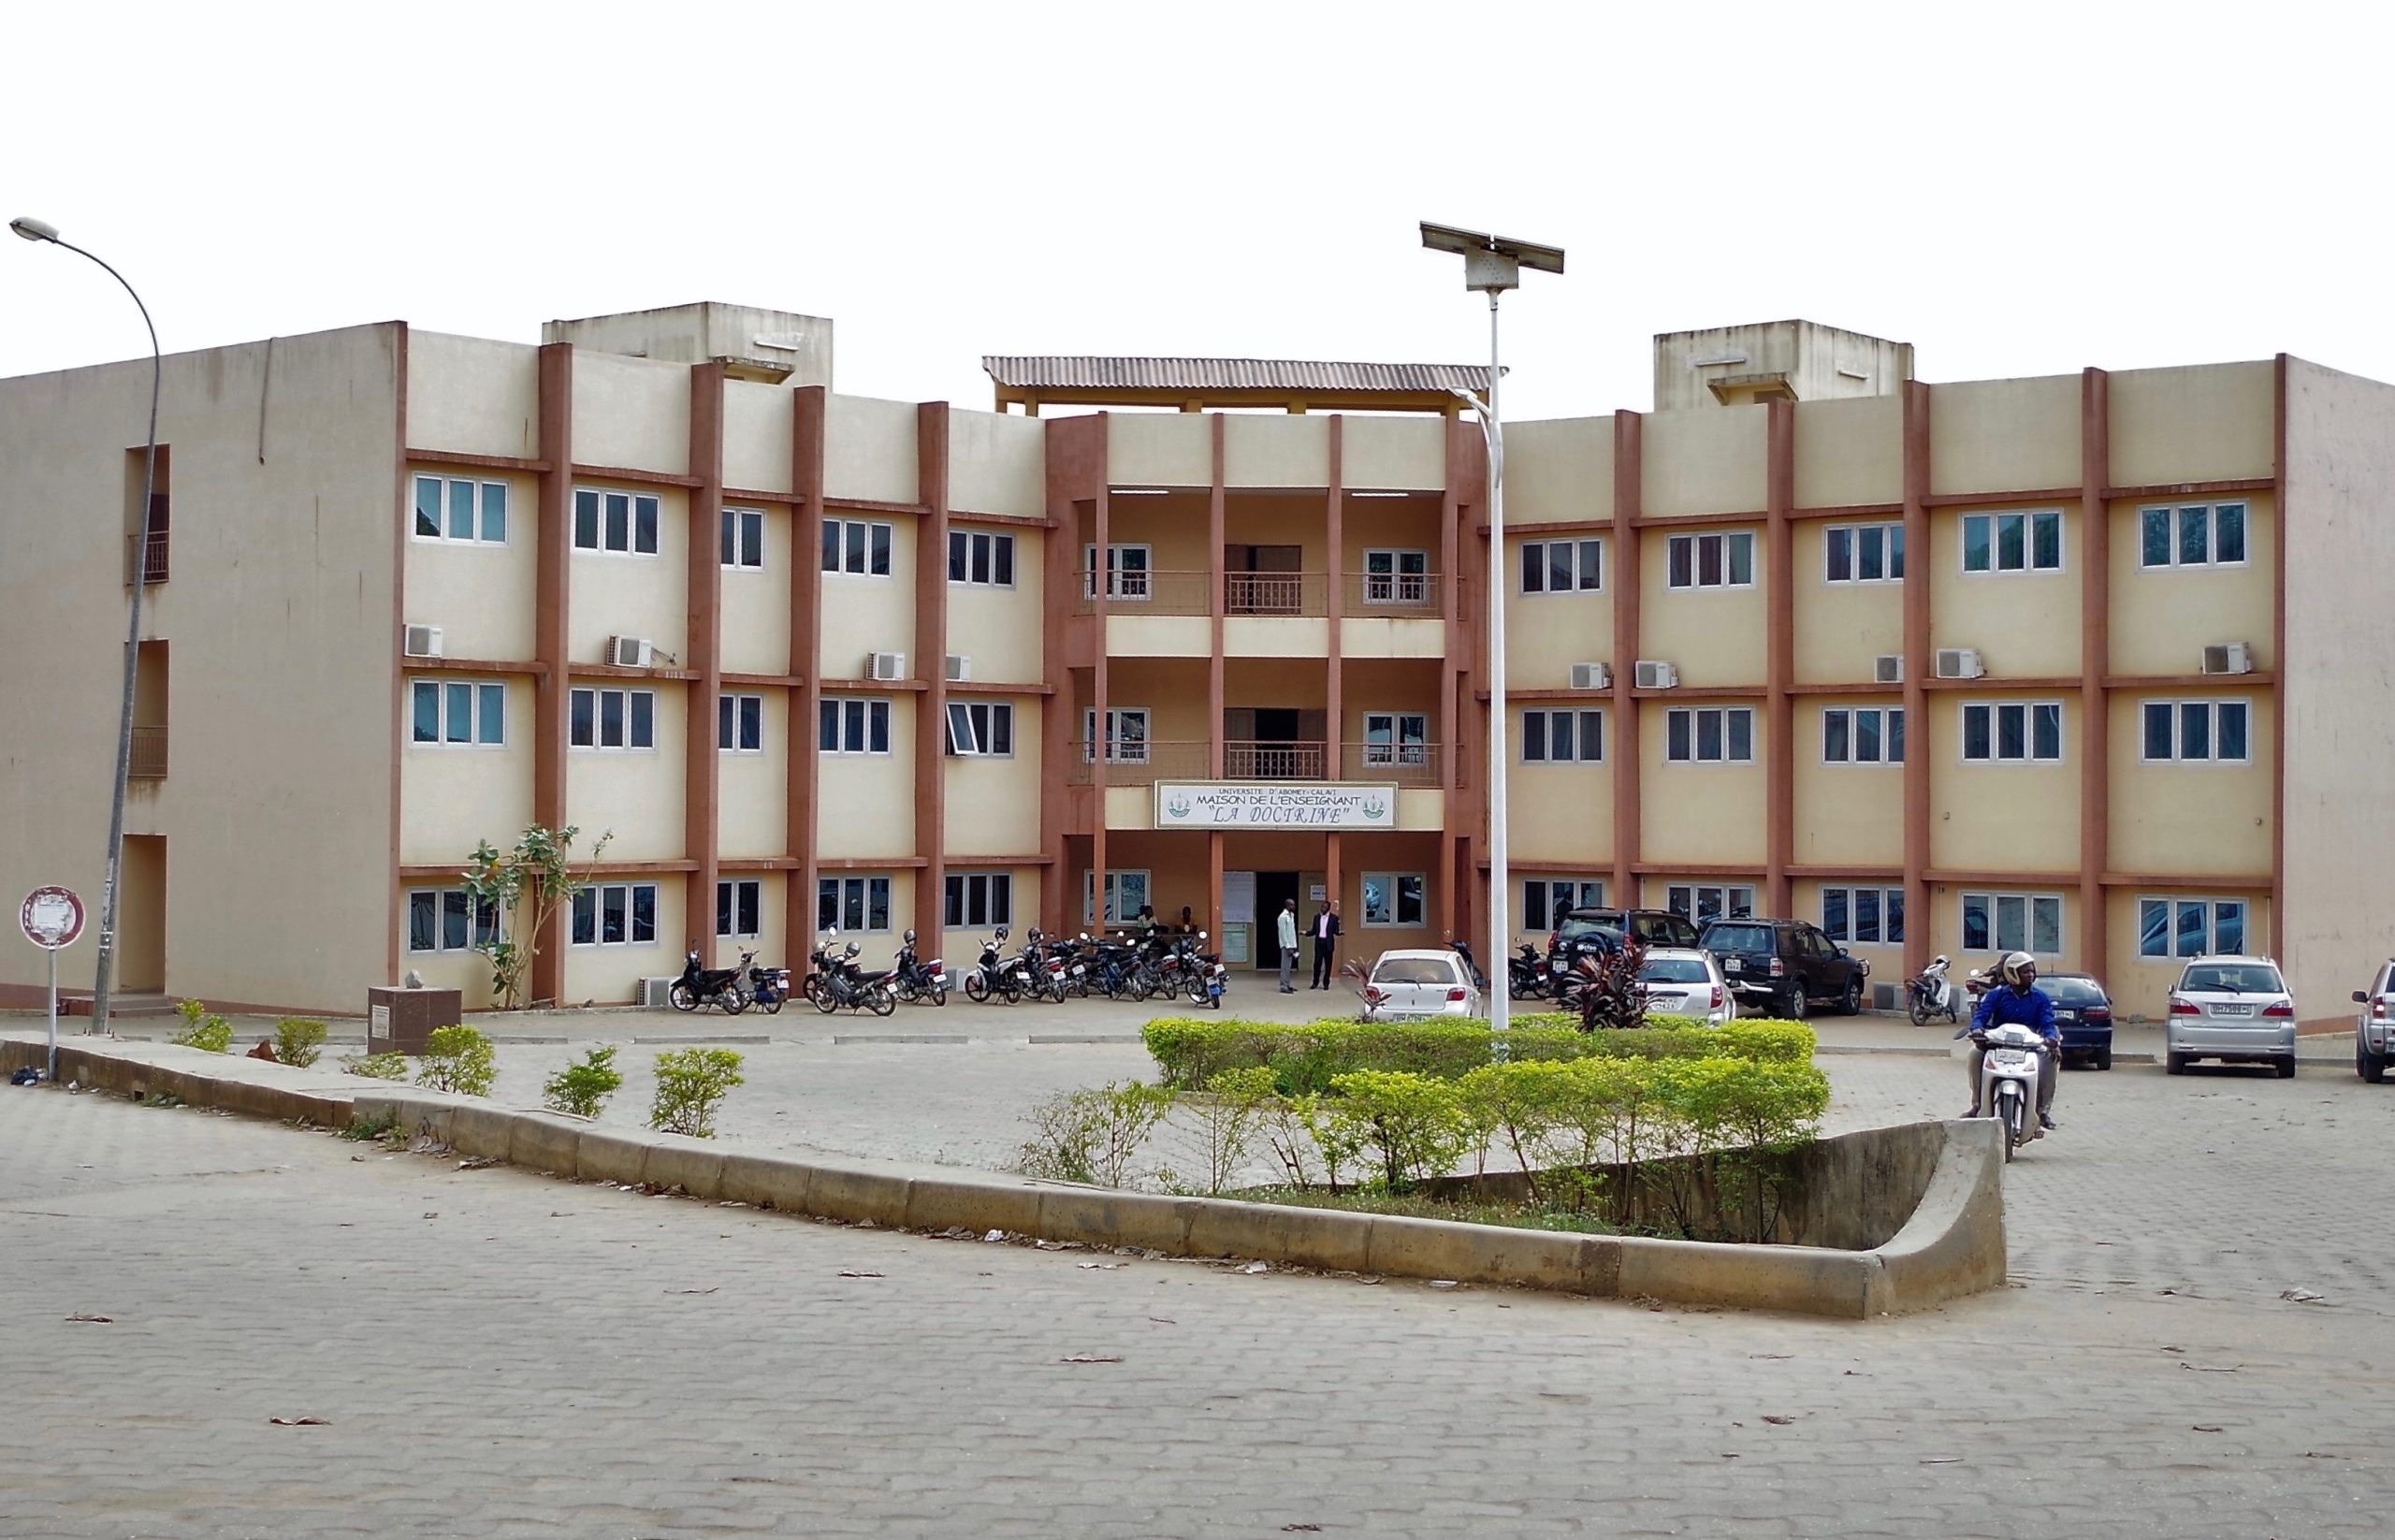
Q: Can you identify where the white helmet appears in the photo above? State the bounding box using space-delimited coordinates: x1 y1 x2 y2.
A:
1998 951 2037 989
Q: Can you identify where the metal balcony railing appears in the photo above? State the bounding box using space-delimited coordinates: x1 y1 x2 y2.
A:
1224 739 1325 779
126 530 168 585
1342 741 1441 785
1343 570 1441 611
1077 570 1212 616
1224 572 1327 617
1066 739 1210 787
128 724 168 779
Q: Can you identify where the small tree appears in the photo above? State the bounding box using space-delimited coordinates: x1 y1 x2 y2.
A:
650 1048 746 1139
460 824 613 1010
1560 934 1651 1033
416 1024 497 1097
542 1046 624 1119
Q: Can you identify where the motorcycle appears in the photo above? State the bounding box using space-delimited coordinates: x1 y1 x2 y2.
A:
812 939 896 1017
1185 932 1227 1010
890 930 948 1007
1908 953 1961 1025
964 927 1029 1005
1964 1020 2051 1163
1508 943 1551 1000
1446 937 1488 992
741 949 789 1015
670 949 748 1014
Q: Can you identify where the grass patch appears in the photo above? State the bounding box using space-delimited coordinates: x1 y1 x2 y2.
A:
1234 1184 1623 1236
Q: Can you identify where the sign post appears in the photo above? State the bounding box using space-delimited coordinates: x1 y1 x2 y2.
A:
20 887 86 1083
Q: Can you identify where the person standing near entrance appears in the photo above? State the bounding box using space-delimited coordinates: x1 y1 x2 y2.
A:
1276 898 1300 993
1310 899 1343 990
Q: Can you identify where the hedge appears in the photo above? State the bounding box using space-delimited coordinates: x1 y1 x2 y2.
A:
1142 1015 1814 1095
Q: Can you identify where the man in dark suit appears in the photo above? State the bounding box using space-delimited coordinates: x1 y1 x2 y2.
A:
1310 899 1343 990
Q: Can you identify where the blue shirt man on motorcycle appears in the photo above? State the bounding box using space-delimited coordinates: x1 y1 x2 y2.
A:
1965 951 2059 1128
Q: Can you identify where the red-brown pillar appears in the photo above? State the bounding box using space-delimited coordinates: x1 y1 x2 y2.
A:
685 363 725 963
787 387 828 970
1900 383 1933 979
915 401 952 943
530 342 573 1007
1610 412 1644 910
1326 415 1344 777
1764 399 1795 916
2079 370 2111 974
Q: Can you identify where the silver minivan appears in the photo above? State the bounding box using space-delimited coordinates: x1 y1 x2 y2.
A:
2166 955 2297 1078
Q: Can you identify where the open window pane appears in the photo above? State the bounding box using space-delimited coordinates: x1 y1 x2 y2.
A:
604 493 631 552
2033 704 2062 761
2218 701 2249 761
1995 894 2026 950
2215 504 2247 563
1857 527 1884 581
2032 512 2060 569
2144 703 2174 760
1696 710 1722 761
2214 901 2246 954
600 690 625 748
1855 710 1880 763
1962 895 1991 952
477 684 505 744
2176 901 2207 957
2139 899 2170 957
2180 703 2211 761
1964 516 1991 572
444 681 473 744
414 477 443 537
1826 528 1852 581
2031 897 2061 954
1996 514 2025 571
1727 532 1754 585
1996 704 2026 761
412 681 440 743
632 496 659 555
2178 506 2209 566
1823 710 1850 763
481 483 507 543
631 690 654 749
1856 888 1881 944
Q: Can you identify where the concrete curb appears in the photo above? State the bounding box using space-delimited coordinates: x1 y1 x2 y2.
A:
1 1036 2004 1319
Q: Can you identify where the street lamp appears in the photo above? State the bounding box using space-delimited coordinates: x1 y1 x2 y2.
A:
1421 222 1564 1050
12 216 163 1042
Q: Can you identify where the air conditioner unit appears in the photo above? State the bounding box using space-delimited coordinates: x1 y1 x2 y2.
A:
609 635 655 668
869 651 907 682
2201 642 2255 676
1633 660 1678 690
945 654 972 683
1873 654 1904 685
402 624 443 660
1569 661 1612 691
639 977 677 1010
1934 647 1984 680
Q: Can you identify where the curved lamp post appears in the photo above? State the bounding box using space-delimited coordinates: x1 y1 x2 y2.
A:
12 216 163 1040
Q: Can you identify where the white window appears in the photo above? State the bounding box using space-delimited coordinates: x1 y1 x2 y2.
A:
410 678 506 747
1961 510 2063 574
718 692 763 753
721 508 764 570
1081 707 1150 763
1524 878 1604 930
1665 530 1755 589
817 876 893 933
1084 870 1151 926
570 687 657 751
949 530 1017 588
1961 892 2063 955
1962 702 2064 763
1664 706 1755 763
571 881 659 947
1519 538 1601 595
1361 873 1427 927
1666 884 1756 925
406 887 501 953
822 518 893 576
946 701 1015 758
2141 699 2250 763
818 698 893 755
2140 501 2248 569
1364 548 1431 604
414 474 508 545
945 871 1013 928
1083 544 1152 601
1822 886 1906 945
1362 711 1430 766
573 488 660 556
2139 896 2248 959
1522 708 1604 763
1824 522 1903 584
716 879 762 938
1822 707 1905 764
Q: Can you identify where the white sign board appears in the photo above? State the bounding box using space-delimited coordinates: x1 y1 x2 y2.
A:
20 886 83 950
1222 871 1258 925
1154 783 1398 830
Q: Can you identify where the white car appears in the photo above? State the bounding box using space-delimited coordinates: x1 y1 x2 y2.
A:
1363 949 1482 1022
1636 946 1733 1026
2166 954 2297 1078
2352 962 2395 1082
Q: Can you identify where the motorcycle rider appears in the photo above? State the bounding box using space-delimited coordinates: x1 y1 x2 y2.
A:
1964 950 2059 1129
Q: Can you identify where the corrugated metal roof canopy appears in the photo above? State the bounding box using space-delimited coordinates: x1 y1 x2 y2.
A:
981 355 1491 414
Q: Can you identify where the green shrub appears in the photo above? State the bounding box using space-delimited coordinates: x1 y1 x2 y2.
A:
541 1045 623 1119
170 999 233 1054
1323 1070 1474 1192
342 1051 409 1081
1141 1015 1814 1093
649 1047 745 1139
1016 1081 1172 1187
274 1018 328 1069
415 1024 497 1097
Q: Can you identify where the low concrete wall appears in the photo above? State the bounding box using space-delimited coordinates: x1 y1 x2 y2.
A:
0 1036 2005 1318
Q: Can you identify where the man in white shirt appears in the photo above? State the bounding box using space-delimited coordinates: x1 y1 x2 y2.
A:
1276 898 1299 994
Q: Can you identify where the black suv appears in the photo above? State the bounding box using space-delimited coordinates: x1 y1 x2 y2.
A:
1549 908 1704 958
1696 917 1870 1019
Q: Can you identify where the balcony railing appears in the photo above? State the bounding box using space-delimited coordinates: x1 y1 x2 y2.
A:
1225 739 1325 778
1066 740 1212 787
1067 740 1345 784
1072 571 1334 617
1343 570 1441 612
128 724 168 779
1225 572 1326 617
1077 570 1212 616
1341 741 1441 785
126 530 168 585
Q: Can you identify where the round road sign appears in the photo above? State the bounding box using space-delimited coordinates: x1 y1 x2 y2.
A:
21 887 84 950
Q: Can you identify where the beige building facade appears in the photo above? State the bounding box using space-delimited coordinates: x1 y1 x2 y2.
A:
1 310 2387 1025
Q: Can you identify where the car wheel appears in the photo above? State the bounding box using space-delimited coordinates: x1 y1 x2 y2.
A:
2361 1041 2388 1083
2095 1047 2112 1071
1784 987 1808 1021
2166 1050 2188 1075
1839 977 1864 1016
2276 1055 2298 1079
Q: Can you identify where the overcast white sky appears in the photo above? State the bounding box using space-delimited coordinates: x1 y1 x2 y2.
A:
3 2 2384 421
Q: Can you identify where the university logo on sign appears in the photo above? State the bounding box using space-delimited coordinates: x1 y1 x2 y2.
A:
1154 782 1397 830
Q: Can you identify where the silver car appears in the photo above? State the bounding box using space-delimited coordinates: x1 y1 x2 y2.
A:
2166 955 2297 1078
2349 962 2395 1083
1635 946 1733 1026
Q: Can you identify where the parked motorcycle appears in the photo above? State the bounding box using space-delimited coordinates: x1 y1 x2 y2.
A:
812 939 897 1016
1965 1020 2051 1163
964 928 1030 1004
890 930 948 1007
1446 937 1488 992
670 949 748 1014
1908 953 1961 1025
742 949 788 1015
1508 943 1550 1000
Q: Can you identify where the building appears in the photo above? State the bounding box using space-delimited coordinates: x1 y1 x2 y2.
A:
3 308 2389 1025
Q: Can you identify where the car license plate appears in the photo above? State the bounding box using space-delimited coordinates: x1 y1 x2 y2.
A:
1724 958 1742 972
2214 1002 2254 1017
2054 1010 2078 1023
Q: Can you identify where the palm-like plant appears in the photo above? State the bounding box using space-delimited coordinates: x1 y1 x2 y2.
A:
1558 933 1651 1032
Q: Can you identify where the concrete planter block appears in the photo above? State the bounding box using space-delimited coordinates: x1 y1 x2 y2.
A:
577 1127 660 1186
720 1151 809 1211
508 1113 585 1179
1033 1187 1192 1253
805 1164 914 1228
906 1173 1044 1235
1616 1234 1881 1319
1873 1120 2008 1312
445 1103 514 1160
1364 1214 1605 1295
1183 1198 1374 1274
645 1137 728 1199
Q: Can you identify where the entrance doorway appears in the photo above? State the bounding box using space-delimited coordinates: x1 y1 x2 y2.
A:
1254 870 1301 970
118 835 166 993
